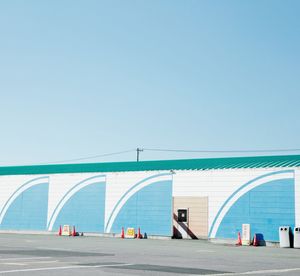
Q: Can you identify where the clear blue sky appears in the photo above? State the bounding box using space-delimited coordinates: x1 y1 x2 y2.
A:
0 0 299 165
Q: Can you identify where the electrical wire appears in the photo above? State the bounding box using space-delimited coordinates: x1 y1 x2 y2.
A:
143 148 300 153
40 149 136 165
36 147 300 165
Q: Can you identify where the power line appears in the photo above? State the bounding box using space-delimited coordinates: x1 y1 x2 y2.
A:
40 149 136 165
35 147 300 166
143 148 300 153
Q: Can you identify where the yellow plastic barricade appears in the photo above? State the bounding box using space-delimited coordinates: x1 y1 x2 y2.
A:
125 227 135 239
62 225 72 236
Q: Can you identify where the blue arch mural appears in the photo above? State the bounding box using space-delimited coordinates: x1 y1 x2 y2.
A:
215 178 295 241
110 180 172 236
0 182 49 230
52 182 106 233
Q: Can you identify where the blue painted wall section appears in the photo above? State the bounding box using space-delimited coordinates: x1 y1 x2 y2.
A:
0 183 49 230
111 180 172 236
52 182 106 233
216 178 295 241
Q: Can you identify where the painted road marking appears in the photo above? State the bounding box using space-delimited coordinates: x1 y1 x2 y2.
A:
22 260 58 264
36 246 71 251
199 267 300 276
2 263 26 266
24 240 34 243
1 261 58 266
0 263 133 274
2 265 299 275
0 257 51 261
0 262 299 275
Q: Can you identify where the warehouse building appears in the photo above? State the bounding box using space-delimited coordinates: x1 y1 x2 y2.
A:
0 154 299 242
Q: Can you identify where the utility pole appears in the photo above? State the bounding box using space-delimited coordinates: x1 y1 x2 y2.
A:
136 148 143 162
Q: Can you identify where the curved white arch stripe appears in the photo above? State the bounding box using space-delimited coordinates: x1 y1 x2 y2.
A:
210 171 294 238
48 175 105 231
105 174 172 233
0 177 49 225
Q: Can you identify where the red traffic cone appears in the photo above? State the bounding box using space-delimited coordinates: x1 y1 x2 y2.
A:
121 227 125 239
252 234 258 246
236 232 242 246
58 225 62 236
72 226 76 237
137 228 142 239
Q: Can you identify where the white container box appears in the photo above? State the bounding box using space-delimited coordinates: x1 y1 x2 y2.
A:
294 227 300 248
279 226 290 248
242 224 251 246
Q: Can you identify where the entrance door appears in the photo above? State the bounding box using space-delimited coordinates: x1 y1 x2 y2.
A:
173 196 208 239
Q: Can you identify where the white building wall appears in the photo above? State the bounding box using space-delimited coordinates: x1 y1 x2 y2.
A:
294 168 300 226
0 170 173 234
104 171 160 228
0 166 298 240
173 168 298 236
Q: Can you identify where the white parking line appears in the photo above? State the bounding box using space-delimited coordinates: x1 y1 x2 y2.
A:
202 267 300 276
22 260 59 264
0 257 51 262
2 263 26 266
36 247 70 251
1 261 58 266
0 263 133 274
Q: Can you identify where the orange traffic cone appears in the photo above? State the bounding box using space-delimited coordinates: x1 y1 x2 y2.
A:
252 234 258 246
121 227 125 239
236 232 242 246
58 225 62 236
137 228 142 239
72 226 76 237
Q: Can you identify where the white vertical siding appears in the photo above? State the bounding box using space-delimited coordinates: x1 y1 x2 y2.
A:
295 168 300 226
172 168 294 232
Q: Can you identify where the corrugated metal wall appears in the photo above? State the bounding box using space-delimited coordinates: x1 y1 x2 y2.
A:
0 167 298 241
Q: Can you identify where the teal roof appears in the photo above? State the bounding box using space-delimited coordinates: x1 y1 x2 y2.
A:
0 155 300 176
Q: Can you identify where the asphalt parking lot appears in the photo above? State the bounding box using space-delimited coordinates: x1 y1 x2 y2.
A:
0 234 300 275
